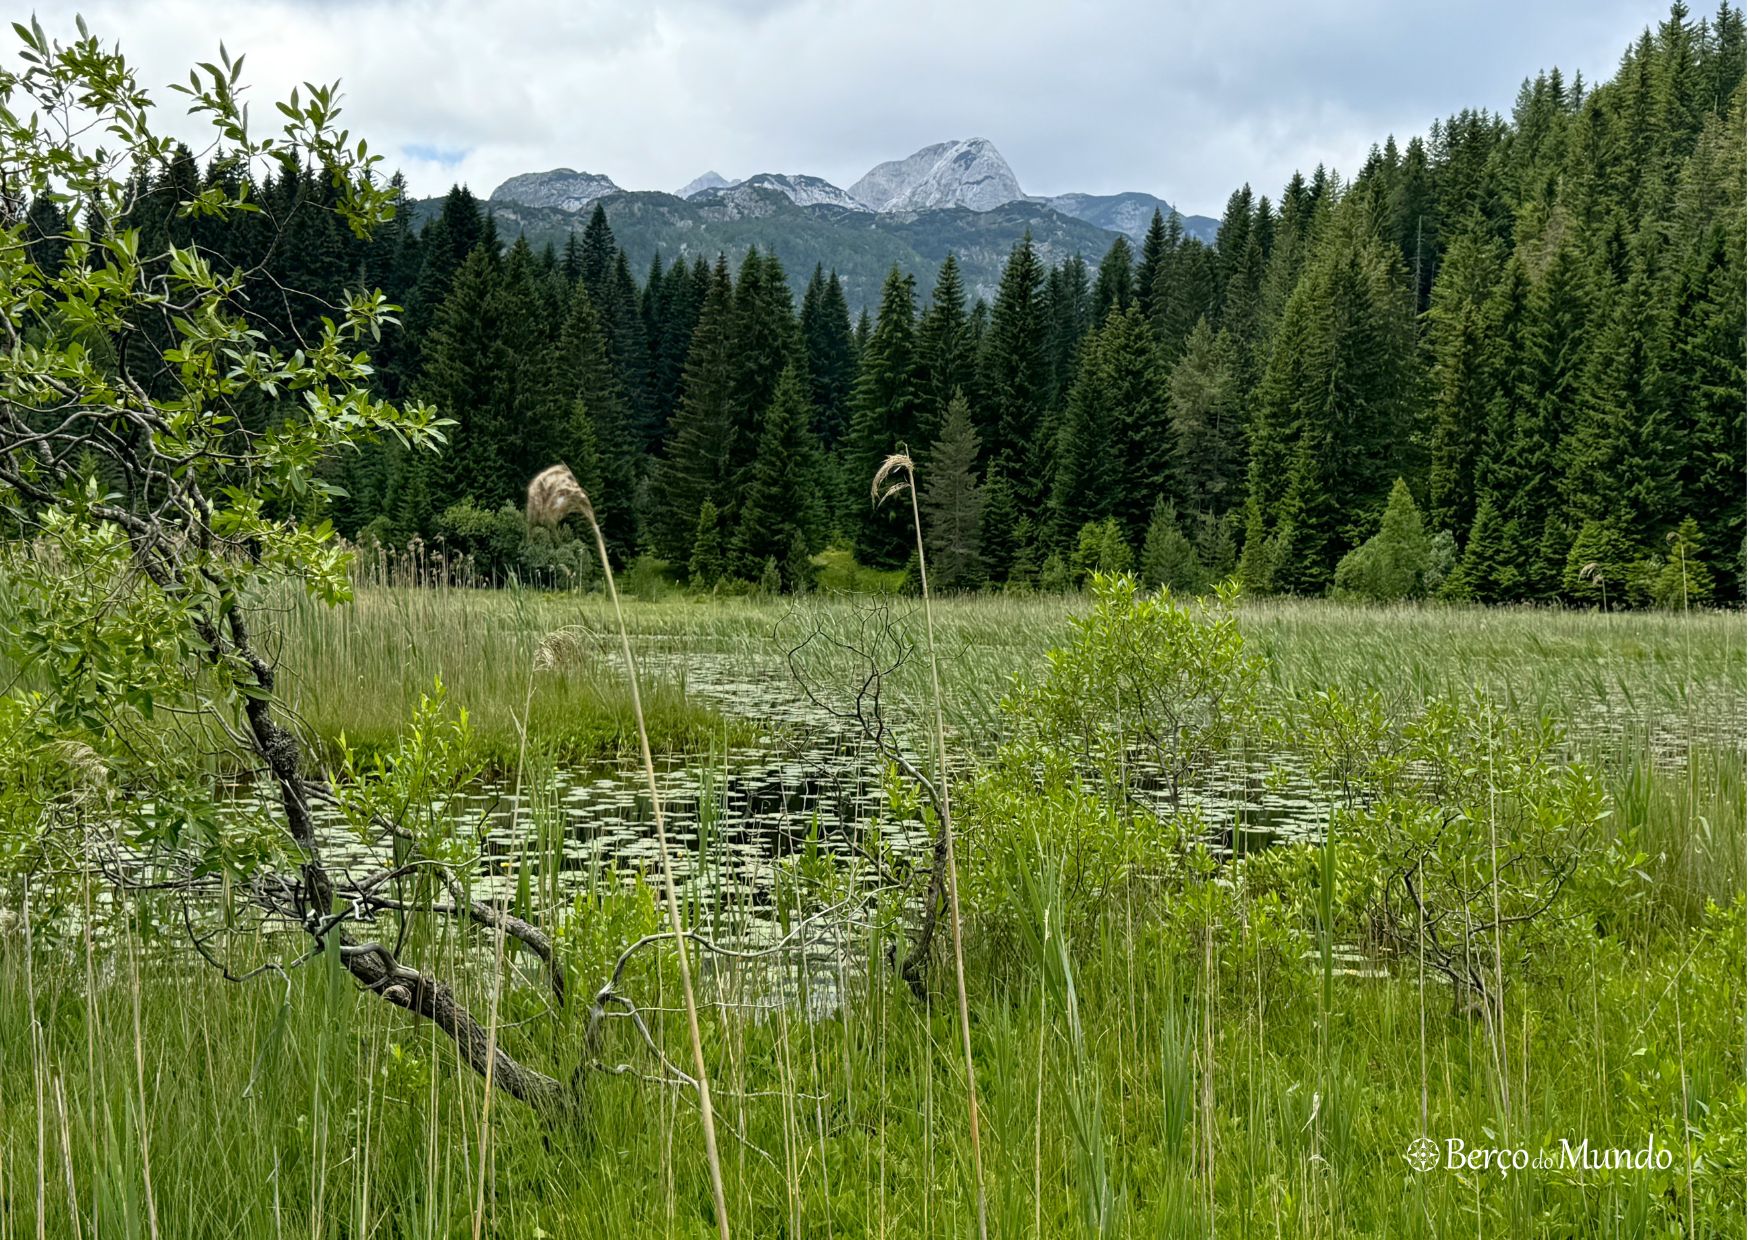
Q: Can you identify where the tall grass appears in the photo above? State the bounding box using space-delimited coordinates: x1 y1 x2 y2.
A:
2 589 1740 1236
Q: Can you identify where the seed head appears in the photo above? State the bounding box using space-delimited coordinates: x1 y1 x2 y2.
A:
527 464 592 527
871 453 914 507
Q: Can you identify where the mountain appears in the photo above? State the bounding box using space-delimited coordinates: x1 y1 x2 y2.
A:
488 168 620 212
691 172 867 211
849 137 1022 212
471 141 1219 304
1039 191 1217 244
675 170 731 198
416 187 1122 310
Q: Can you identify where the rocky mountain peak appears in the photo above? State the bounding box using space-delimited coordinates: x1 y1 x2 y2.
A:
849 137 1024 213
489 168 620 212
675 170 732 199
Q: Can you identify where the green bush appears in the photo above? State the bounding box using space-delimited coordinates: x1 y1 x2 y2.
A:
1070 518 1132 586
1331 478 1431 601
1651 517 1715 609
435 499 527 580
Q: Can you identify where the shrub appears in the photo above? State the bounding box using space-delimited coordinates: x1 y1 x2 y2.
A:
1300 689 1605 1004
1141 499 1203 593
1071 518 1132 586
435 499 527 580
1651 517 1715 609
1002 575 1263 811
1332 478 1431 601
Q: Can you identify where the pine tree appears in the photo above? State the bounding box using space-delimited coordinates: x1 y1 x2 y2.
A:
918 255 975 449
919 392 984 590
651 256 738 561
732 364 824 586
801 265 857 448
849 267 923 567
978 234 1051 500
1135 209 1170 321
1091 235 1135 322
689 499 725 587
1425 225 1504 538
1167 319 1241 517
578 203 616 302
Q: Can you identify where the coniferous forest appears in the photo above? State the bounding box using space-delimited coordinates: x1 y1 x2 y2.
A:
35 3 1741 606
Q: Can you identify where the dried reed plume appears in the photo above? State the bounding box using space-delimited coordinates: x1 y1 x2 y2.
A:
872 449 989 1240
527 464 731 1240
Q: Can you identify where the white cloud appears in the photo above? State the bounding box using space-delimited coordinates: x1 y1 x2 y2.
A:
41 0 1661 215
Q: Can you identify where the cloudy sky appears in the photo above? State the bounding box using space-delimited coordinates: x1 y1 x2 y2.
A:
52 0 1662 216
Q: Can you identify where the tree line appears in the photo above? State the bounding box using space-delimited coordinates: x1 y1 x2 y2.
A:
30 3 1743 604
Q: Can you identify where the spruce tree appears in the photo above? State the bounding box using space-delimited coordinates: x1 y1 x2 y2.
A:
1425 225 1504 538
601 249 654 448
1135 209 1170 321
1167 319 1241 517
1048 336 1117 548
978 234 1051 500
732 364 823 586
578 203 616 302
1508 235 1591 597
418 243 504 517
651 256 738 561
555 280 637 561
979 471 1020 585
849 267 923 566
919 391 985 590
918 255 975 449
1142 499 1202 592
801 265 858 448
1097 305 1170 546
1091 235 1135 322
689 499 725 587
730 249 801 497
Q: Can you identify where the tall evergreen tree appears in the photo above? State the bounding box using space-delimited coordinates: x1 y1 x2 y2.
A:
1135 209 1170 321
732 364 824 586
555 280 637 561
1091 235 1135 322
800 265 858 448
577 203 616 301
849 267 924 566
1167 319 1242 517
651 256 738 560
1424 225 1504 538
978 234 1051 500
917 254 975 448
919 391 985 590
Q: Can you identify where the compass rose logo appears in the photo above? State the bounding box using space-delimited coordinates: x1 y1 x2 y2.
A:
1405 1137 1440 1173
